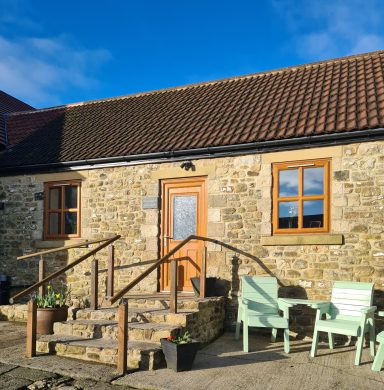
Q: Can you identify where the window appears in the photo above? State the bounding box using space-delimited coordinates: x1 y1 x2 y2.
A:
44 181 81 239
272 159 330 234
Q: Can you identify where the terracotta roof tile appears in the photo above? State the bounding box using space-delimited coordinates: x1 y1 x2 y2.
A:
0 91 34 147
2 50 384 169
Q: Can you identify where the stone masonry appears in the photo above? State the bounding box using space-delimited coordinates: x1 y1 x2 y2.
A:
0 141 383 332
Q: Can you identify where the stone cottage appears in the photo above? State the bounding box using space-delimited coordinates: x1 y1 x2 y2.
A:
1 50 384 329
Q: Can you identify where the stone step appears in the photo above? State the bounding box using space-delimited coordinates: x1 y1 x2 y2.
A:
53 319 181 342
75 307 197 327
36 334 166 371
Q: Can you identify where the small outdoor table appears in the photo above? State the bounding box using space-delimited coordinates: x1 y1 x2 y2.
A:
278 298 328 309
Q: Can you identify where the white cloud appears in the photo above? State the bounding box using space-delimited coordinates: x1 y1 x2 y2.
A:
0 34 111 107
273 0 384 60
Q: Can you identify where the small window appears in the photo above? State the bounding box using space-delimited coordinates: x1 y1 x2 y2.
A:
44 181 81 239
272 159 330 234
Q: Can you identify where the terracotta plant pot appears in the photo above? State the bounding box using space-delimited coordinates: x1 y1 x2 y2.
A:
160 338 200 372
36 306 68 335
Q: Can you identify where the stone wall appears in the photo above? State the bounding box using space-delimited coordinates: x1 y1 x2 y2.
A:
0 141 383 332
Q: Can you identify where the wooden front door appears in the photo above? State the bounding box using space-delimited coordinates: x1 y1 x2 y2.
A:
160 177 207 292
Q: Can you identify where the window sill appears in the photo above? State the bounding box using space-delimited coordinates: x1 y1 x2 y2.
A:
35 238 86 249
260 234 343 246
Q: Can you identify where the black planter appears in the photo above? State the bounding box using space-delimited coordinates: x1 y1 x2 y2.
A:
160 338 200 372
190 277 217 297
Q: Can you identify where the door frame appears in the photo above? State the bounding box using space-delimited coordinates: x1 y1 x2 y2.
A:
159 176 207 292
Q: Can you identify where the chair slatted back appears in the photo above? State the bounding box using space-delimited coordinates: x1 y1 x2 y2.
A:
241 276 279 315
330 281 374 320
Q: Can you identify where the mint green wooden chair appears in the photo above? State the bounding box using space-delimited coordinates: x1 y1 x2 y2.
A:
310 281 376 366
235 276 291 353
372 311 384 371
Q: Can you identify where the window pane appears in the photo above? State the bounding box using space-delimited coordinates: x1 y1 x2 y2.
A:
49 188 61 209
65 186 78 209
303 167 324 195
279 169 298 197
303 200 324 228
278 201 298 229
64 212 77 234
173 195 197 240
49 213 61 235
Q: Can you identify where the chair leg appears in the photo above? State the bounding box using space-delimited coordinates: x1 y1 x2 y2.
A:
372 342 384 372
235 308 242 340
243 317 249 353
369 320 376 358
271 328 277 343
328 332 334 350
355 334 365 366
283 328 290 353
310 328 319 358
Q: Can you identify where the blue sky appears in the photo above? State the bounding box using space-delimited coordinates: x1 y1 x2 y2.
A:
1 0 383 108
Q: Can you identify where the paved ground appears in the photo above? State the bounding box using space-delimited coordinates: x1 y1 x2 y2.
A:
0 321 383 389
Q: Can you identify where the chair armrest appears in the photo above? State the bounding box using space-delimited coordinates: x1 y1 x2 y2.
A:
312 302 330 313
277 298 294 309
361 306 377 315
378 311 384 317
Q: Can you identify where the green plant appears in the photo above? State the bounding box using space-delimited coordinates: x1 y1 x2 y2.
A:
166 331 193 344
34 283 70 308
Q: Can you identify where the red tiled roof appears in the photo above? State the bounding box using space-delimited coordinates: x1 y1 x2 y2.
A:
1 50 384 170
0 91 34 147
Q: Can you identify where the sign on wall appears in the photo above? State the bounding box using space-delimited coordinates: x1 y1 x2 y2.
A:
142 197 159 209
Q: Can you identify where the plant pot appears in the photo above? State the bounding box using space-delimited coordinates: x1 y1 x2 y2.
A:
36 306 68 335
190 277 217 297
160 338 200 372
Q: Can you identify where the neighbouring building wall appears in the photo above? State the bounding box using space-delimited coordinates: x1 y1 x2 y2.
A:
0 141 383 330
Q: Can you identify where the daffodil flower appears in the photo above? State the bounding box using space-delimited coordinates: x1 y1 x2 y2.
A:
56 294 60 299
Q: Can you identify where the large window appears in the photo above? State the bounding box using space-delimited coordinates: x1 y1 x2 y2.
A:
272 159 330 234
44 181 81 239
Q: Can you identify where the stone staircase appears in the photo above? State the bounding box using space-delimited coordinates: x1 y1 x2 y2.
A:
36 296 225 372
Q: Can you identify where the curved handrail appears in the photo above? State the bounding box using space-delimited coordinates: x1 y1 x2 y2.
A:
109 234 281 305
10 235 121 303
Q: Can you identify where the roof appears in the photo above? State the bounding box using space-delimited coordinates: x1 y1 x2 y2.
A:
0 91 34 147
1 50 384 171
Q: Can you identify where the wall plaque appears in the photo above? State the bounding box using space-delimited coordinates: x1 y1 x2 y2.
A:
142 197 159 209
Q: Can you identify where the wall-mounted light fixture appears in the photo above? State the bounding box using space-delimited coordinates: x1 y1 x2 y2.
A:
180 160 195 171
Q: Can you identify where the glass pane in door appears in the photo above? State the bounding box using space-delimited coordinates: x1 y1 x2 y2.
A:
172 195 197 240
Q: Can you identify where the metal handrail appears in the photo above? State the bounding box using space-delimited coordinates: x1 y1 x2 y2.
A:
17 237 115 260
10 235 121 303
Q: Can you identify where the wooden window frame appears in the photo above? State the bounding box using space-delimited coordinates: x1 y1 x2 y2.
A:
44 180 81 239
272 159 330 235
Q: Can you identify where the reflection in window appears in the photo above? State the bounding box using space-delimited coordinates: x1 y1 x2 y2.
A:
173 195 197 240
303 167 324 195
49 188 61 209
279 169 298 197
64 186 78 209
64 212 78 234
278 201 298 229
303 200 324 228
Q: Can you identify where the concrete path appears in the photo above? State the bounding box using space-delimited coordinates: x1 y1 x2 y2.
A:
116 333 384 390
0 321 383 389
